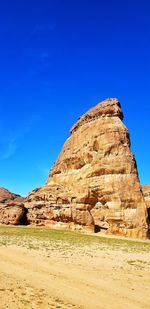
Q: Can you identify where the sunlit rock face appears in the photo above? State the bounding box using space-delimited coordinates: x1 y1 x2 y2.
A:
142 185 150 208
142 185 150 229
25 98 148 238
0 187 25 225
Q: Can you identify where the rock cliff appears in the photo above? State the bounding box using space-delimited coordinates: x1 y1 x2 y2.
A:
25 98 148 238
0 187 25 225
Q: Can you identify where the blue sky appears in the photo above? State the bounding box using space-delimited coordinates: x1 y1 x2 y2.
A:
0 0 150 196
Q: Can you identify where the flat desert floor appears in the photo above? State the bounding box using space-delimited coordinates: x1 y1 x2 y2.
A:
0 226 150 309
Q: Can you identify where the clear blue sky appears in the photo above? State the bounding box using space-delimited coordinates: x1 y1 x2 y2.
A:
0 0 149 196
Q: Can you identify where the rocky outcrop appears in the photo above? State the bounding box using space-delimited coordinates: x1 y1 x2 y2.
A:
142 185 150 229
25 98 148 238
142 185 150 208
0 187 25 225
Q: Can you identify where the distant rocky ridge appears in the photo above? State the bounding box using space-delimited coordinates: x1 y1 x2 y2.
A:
0 98 149 238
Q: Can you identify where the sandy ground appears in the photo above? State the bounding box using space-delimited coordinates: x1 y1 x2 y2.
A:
0 232 150 309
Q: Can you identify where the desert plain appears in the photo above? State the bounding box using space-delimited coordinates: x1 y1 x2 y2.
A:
0 226 149 309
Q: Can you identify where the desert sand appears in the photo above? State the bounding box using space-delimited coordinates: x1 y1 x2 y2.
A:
0 226 149 309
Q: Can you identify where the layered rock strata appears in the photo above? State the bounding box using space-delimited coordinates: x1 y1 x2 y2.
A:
0 187 25 225
25 98 148 238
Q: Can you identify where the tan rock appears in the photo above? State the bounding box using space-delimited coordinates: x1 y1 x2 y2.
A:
142 185 150 229
25 98 148 238
0 187 25 225
142 185 150 208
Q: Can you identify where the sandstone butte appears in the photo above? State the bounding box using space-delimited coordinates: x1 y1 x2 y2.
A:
0 98 149 239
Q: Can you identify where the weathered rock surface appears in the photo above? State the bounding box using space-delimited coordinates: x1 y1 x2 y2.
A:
142 185 150 208
0 187 25 225
142 185 150 229
25 98 148 238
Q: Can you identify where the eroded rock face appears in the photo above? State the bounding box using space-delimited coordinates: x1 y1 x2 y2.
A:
0 187 25 225
142 185 150 208
25 98 148 238
142 185 150 229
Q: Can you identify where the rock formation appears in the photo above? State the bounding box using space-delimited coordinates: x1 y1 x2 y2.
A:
25 98 148 238
0 187 25 225
142 185 150 208
142 185 150 229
